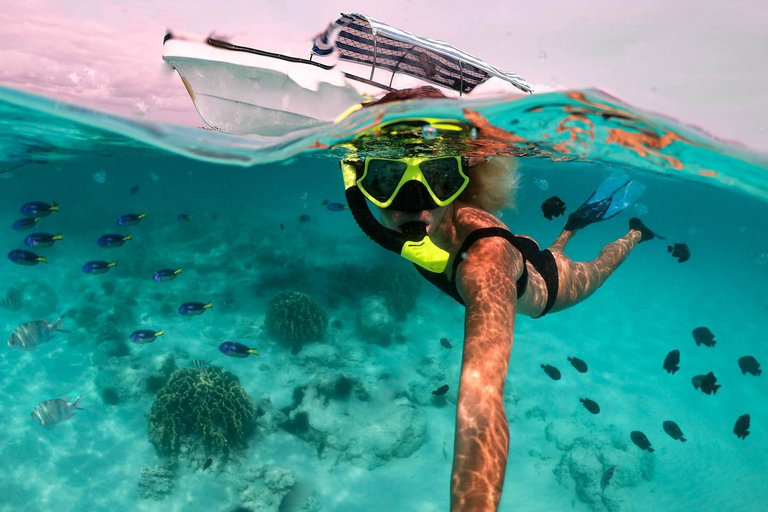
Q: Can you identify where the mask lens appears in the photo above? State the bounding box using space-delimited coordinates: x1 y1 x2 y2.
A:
419 157 466 200
361 159 408 202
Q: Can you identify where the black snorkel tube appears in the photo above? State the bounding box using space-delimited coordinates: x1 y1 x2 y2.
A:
341 161 450 273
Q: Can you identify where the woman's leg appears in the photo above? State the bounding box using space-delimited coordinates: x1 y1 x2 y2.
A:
549 228 576 253
547 228 643 311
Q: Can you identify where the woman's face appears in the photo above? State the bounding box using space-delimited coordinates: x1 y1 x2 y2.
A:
377 204 451 236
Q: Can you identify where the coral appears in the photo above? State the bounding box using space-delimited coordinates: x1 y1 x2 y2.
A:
546 418 654 512
238 465 322 512
264 291 327 354
362 262 421 319
281 374 427 470
138 460 176 501
147 367 255 457
356 295 395 345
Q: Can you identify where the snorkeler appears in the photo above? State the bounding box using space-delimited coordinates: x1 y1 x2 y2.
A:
339 86 659 512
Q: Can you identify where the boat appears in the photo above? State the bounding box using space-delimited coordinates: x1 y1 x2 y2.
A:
162 12 533 136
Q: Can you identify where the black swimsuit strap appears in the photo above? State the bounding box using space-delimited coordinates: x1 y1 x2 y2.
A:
453 227 529 298
415 227 559 318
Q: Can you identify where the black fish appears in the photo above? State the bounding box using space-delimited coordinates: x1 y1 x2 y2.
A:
280 223 285 231
663 350 680 374
667 243 691 263
541 364 561 381
129 185 140 195
662 420 687 442
541 196 566 221
734 414 750 440
600 465 616 493
692 327 716 347
737 356 762 376
432 384 449 396
440 337 453 349
580 398 600 414
203 458 212 471
630 431 654 452
568 356 588 373
691 371 720 395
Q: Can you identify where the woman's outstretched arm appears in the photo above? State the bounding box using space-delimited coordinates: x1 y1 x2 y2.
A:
451 237 522 512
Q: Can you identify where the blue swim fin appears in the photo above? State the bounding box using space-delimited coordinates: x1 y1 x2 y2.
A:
565 170 645 231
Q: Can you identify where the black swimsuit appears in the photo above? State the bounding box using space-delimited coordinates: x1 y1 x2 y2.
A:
415 227 560 318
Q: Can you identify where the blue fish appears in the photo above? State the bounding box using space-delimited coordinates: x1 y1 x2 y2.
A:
8 249 46 266
12 217 41 230
178 214 191 221
20 201 58 218
130 329 164 344
82 260 116 274
24 233 63 248
97 234 131 248
218 341 258 358
117 213 146 226
178 301 212 316
326 202 348 212
298 214 311 223
153 268 182 282
190 359 210 369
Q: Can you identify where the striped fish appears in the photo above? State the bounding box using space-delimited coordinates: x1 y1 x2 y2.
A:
189 359 210 369
8 315 68 350
1 295 21 309
31 395 83 428
601 465 617 493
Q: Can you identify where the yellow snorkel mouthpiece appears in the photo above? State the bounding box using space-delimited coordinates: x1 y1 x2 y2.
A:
400 235 449 273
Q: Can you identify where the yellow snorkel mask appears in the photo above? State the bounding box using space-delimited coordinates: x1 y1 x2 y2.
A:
349 155 470 209
339 117 474 273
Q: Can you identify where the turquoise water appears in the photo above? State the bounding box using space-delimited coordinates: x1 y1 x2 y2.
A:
0 86 767 512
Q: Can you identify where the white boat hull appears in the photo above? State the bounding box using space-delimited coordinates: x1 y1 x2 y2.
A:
163 38 376 136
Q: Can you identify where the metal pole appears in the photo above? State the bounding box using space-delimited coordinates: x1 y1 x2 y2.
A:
370 32 378 81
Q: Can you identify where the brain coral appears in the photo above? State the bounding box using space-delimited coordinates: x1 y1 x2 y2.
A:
147 367 254 457
264 291 327 353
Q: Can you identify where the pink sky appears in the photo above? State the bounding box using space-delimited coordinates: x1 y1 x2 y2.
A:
2 0 767 152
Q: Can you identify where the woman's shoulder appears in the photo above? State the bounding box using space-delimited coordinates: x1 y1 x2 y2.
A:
454 202 509 236
452 204 525 300
452 202 530 265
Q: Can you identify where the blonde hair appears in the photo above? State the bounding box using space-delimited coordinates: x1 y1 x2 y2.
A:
459 157 520 212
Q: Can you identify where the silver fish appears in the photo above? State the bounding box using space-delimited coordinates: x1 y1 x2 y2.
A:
533 177 550 191
601 465 617 493
8 315 68 350
31 395 83 428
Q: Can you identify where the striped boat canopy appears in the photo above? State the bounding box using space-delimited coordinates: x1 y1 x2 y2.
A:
311 13 533 95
